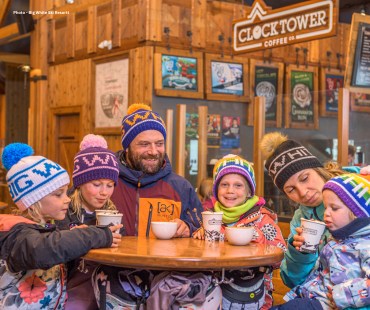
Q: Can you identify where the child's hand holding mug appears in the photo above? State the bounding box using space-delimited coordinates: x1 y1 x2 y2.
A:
109 224 123 248
292 227 305 250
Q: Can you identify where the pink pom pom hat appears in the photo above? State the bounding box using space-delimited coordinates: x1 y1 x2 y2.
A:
72 134 119 187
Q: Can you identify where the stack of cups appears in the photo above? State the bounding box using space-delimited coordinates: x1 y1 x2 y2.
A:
201 211 223 241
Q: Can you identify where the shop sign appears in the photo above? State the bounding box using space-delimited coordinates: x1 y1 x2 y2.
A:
233 0 337 53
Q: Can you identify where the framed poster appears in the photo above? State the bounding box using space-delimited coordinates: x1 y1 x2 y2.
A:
221 116 240 149
344 13 370 94
154 47 204 99
319 68 344 117
205 54 249 102
248 59 284 127
285 64 319 129
93 55 129 134
350 92 370 113
207 114 221 147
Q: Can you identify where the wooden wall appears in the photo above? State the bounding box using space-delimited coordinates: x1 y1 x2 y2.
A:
29 0 351 162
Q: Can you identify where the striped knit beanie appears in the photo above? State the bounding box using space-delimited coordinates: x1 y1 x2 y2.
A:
73 134 119 187
121 103 166 151
2 143 70 211
323 173 370 218
260 132 323 191
213 154 256 200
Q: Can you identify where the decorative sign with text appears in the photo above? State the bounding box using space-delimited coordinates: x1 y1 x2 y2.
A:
233 0 337 53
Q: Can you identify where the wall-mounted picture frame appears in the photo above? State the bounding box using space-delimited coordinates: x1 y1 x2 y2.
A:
285 64 319 129
350 92 370 113
93 54 130 134
248 59 284 127
205 54 249 102
344 13 370 95
154 47 204 99
319 67 344 117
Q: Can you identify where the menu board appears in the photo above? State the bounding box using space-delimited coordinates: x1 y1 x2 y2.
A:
352 23 370 87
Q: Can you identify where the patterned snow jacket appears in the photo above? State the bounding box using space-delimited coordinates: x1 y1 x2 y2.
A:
0 214 113 309
287 218 370 309
208 197 287 309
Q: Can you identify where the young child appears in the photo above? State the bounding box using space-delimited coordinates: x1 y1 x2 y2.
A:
57 134 119 229
0 143 122 309
56 134 120 310
273 173 370 310
193 154 287 309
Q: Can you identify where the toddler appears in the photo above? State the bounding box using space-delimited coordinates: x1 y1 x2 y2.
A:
0 143 121 309
273 173 370 309
193 154 286 309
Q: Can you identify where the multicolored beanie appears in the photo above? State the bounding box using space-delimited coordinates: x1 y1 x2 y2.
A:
121 103 166 151
212 154 256 200
73 134 119 187
260 132 322 191
323 173 370 218
2 143 70 211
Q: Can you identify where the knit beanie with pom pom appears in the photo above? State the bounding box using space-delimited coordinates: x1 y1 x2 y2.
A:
72 134 119 187
2 143 70 210
121 103 166 151
260 132 322 191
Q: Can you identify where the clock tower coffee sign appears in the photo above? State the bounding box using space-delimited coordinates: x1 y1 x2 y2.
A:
233 0 338 53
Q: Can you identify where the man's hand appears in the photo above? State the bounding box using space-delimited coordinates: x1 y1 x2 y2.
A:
172 218 190 238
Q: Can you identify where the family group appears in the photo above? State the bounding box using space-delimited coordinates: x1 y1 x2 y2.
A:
1 103 369 310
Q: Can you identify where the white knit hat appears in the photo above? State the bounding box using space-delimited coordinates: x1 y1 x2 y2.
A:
2 143 70 211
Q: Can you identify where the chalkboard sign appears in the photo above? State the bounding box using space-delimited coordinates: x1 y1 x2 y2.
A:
351 23 370 87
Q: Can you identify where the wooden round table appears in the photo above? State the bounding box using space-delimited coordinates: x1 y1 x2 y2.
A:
84 236 284 271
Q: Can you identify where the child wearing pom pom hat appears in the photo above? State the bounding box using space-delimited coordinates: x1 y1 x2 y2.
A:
55 134 120 310
0 143 122 309
272 173 370 310
111 103 203 238
57 134 120 229
193 154 286 309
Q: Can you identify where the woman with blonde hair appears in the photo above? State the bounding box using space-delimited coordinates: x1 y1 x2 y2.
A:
260 132 365 289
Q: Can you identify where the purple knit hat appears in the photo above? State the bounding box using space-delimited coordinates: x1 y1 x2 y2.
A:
72 134 119 187
212 154 256 200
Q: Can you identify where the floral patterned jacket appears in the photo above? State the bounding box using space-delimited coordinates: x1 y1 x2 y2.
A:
0 214 113 309
208 197 287 310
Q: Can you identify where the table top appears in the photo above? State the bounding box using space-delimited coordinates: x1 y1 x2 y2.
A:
84 236 284 270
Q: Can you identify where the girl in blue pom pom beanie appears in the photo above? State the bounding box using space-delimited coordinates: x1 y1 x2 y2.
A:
0 143 122 310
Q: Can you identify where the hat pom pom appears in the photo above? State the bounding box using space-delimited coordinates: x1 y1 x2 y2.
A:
260 132 287 159
2 143 34 171
80 134 108 150
127 103 151 115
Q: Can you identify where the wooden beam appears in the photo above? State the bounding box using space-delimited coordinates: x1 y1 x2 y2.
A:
253 96 266 198
0 53 30 64
111 0 121 48
87 6 97 54
338 88 350 166
197 105 208 188
175 104 186 177
0 0 11 27
0 23 19 42
66 13 75 59
166 109 174 163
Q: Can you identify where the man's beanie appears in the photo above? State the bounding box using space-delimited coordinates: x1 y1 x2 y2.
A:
323 173 370 218
2 143 70 211
73 134 119 187
213 154 256 200
260 132 322 191
121 103 166 151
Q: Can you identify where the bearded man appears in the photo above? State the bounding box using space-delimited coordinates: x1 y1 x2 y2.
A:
111 103 203 238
